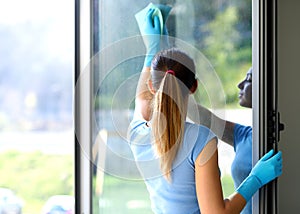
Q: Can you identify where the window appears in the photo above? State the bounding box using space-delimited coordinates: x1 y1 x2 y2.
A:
0 0 74 213
76 0 252 213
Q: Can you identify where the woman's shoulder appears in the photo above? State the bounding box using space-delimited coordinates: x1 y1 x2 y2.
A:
234 123 252 138
183 122 217 164
185 121 215 136
128 117 150 143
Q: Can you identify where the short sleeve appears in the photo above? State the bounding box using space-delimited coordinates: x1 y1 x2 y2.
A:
186 124 217 164
233 124 252 151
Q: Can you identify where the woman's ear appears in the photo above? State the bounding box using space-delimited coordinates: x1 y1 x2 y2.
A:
147 79 156 94
190 79 198 94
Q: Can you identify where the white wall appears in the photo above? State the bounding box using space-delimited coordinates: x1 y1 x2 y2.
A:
278 0 300 211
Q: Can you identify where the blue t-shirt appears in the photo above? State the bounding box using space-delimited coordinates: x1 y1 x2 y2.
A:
128 118 216 214
232 123 252 214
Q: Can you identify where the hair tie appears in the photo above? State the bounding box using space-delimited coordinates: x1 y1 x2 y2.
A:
166 70 175 76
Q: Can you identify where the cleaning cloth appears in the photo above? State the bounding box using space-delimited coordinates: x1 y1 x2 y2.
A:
135 3 172 35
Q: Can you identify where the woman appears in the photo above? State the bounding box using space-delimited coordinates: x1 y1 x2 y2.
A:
128 9 282 213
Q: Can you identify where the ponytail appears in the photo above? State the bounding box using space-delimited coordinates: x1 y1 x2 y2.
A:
151 72 187 181
150 48 196 181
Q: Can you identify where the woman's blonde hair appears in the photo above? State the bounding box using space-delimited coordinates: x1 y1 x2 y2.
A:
150 48 197 181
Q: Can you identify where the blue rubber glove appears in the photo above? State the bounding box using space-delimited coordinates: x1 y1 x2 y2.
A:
141 8 161 67
156 4 171 49
236 149 282 202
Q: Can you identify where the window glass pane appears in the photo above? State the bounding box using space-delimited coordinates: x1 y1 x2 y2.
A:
0 0 74 213
92 0 251 213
